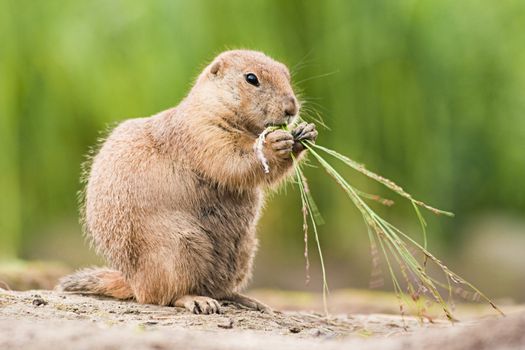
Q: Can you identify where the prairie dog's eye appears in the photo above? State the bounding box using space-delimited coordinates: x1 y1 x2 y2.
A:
245 73 260 87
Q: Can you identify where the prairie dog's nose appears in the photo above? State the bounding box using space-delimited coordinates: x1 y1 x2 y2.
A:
284 95 298 117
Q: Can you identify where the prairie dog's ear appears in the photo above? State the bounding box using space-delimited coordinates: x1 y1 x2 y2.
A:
210 59 222 75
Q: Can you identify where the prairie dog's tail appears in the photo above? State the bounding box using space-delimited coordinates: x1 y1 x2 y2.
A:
59 267 134 300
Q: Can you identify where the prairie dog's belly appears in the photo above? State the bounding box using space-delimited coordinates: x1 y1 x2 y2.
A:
191 182 262 295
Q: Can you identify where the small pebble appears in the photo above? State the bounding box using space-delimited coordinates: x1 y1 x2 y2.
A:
32 298 48 307
217 319 234 329
289 327 301 333
123 309 140 315
309 328 324 337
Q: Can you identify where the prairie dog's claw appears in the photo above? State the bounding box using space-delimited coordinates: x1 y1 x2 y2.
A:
292 122 318 143
220 293 274 315
175 295 222 314
291 123 317 153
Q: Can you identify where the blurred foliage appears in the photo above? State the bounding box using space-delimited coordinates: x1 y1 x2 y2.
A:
1 0 524 299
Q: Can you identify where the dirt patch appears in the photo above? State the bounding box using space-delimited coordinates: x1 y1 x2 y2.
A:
0 289 524 349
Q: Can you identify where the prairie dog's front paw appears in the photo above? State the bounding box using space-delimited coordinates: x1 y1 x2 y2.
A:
291 122 318 153
266 130 294 159
292 122 318 143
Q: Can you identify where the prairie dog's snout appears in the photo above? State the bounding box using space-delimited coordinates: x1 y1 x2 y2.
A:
284 94 299 118
266 94 299 127
269 93 300 126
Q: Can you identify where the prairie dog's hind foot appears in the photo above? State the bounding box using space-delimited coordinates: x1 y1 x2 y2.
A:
174 295 222 314
221 293 274 315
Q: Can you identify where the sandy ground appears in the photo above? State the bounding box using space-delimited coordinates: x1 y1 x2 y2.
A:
1 289 524 350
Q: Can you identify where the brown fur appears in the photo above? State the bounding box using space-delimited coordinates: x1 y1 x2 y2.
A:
59 50 317 314
60 267 133 300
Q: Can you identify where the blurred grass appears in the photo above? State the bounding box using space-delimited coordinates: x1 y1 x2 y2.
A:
0 0 524 299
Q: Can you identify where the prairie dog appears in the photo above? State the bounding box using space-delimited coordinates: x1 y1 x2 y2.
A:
60 50 318 314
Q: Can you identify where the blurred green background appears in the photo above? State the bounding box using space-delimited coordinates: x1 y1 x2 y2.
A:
1 0 524 302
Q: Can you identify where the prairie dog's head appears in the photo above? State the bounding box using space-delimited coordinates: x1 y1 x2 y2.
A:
194 50 299 134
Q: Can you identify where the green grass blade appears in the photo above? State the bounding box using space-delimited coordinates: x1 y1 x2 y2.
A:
293 156 329 314
307 142 454 217
301 141 503 319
